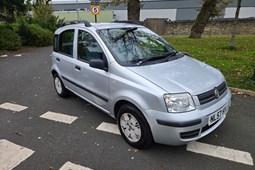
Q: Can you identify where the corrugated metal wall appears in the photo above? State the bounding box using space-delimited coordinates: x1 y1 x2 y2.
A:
51 0 255 21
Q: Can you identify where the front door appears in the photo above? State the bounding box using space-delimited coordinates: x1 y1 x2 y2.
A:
72 29 110 112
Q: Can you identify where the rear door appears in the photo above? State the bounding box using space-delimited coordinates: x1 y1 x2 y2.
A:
53 29 78 92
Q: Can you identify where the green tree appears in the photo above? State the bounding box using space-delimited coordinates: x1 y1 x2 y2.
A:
103 0 140 21
189 0 232 38
32 0 64 32
0 0 31 23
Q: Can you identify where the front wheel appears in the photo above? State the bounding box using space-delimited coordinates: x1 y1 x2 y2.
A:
117 104 153 149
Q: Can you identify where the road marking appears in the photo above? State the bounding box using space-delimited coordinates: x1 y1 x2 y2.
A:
187 141 254 166
14 54 22 57
96 122 120 135
0 102 28 112
0 54 7 58
60 161 93 170
0 139 34 170
39 111 78 124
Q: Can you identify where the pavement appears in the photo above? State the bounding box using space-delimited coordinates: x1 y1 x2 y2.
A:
0 47 254 170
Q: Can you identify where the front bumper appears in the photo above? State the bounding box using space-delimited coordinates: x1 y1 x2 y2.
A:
144 89 232 145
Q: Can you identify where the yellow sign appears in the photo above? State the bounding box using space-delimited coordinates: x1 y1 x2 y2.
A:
90 5 100 16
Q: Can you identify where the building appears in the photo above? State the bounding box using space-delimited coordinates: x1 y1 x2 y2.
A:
51 0 255 22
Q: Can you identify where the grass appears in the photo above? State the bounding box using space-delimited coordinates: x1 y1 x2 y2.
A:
164 35 255 91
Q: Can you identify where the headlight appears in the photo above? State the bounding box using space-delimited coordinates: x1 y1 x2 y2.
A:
163 93 195 113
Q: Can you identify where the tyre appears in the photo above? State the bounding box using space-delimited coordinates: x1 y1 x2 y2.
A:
117 104 153 149
53 74 69 98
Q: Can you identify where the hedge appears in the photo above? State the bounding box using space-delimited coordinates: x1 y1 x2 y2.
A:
0 25 22 51
18 24 53 47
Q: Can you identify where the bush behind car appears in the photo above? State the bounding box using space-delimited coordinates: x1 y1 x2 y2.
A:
0 25 22 51
0 23 53 50
18 23 53 47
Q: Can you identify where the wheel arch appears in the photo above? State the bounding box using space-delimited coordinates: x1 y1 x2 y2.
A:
113 99 152 133
51 69 58 77
114 100 138 119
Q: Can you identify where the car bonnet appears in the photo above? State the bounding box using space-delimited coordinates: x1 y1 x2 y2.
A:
127 55 225 96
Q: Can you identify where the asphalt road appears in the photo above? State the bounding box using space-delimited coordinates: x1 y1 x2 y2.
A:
0 47 254 170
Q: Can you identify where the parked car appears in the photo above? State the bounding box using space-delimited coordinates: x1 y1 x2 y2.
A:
51 20 232 149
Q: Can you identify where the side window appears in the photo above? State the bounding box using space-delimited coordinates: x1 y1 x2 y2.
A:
59 29 74 57
77 30 103 62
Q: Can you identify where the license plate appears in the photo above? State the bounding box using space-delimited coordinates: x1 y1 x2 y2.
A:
208 105 229 126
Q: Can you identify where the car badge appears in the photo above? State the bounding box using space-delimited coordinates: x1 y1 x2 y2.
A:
214 88 220 99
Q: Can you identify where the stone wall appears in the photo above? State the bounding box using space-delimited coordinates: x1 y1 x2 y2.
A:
165 18 255 36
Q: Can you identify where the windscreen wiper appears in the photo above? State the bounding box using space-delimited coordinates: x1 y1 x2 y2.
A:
164 51 178 61
114 27 138 42
137 51 178 66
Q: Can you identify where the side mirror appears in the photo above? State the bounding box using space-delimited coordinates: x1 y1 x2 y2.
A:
89 59 108 71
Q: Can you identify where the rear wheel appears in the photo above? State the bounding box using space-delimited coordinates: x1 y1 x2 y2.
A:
117 104 153 149
53 74 69 98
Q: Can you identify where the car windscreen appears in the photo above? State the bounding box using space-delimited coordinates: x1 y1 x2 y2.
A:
97 27 177 66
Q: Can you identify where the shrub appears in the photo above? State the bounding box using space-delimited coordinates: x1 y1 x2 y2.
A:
18 24 53 47
9 23 20 33
0 25 22 51
32 3 64 32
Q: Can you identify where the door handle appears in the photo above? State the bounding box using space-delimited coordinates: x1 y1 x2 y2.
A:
75 65 81 70
56 57 60 62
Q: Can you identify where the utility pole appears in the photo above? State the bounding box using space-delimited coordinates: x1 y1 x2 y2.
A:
75 0 80 20
94 0 97 23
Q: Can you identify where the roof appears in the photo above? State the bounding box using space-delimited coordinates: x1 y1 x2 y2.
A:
57 21 143 32
91 22 143 30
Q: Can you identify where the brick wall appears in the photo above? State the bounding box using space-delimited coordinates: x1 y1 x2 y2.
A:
165 18 255 36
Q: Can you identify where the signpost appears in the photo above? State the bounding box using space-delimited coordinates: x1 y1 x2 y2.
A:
89 0 101 23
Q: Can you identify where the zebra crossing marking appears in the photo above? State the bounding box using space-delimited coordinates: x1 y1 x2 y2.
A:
0 102 28 112
0 139 34 170
59 161 93 170
40 111 78 124
187 141 254 166
14 54 22 57
96 122 120 135
0 54 7 58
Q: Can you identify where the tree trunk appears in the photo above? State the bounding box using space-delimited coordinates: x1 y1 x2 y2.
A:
230 0 242 48
189 0 218 38
127 0 140 21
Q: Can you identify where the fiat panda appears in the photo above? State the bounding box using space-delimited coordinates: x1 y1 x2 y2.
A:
51 21 232 149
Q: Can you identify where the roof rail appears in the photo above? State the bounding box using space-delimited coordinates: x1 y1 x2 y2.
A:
61 20 91 27
113 20 141 25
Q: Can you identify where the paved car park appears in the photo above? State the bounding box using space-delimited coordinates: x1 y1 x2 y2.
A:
0 47 254 170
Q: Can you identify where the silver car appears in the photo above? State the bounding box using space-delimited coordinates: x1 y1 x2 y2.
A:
51 21 232 149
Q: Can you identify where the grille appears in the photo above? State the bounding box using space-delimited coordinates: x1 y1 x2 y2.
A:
197 81 227 105
180 129 200 139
